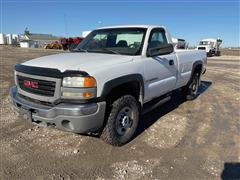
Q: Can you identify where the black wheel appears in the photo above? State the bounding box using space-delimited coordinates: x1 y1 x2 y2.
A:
207 51 212 57
100 95 139 146
182 73 200 100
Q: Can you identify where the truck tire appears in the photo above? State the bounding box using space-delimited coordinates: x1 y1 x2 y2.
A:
100 95 139 146
182 73 200 100
207 51 212 57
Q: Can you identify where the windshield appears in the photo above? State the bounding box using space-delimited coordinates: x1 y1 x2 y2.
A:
199 41 214 46
75 28 147 55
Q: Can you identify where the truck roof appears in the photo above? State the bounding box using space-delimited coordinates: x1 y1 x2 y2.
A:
97 25 165 30
201 38 222 42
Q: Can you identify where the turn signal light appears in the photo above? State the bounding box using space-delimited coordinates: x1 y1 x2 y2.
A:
84 76 96 88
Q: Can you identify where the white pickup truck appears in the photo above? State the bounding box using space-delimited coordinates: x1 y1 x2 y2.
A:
10 25 207 146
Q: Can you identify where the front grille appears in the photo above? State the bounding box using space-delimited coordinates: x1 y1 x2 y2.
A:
198 47 206 50
17 93 55 106
17 75 56 97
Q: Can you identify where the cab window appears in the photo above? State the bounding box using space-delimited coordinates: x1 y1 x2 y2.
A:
148 29 168 48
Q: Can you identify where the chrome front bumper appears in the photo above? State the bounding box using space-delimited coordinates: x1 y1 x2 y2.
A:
10 86 106 133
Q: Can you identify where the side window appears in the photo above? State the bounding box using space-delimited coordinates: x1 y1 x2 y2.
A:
148 29 167 48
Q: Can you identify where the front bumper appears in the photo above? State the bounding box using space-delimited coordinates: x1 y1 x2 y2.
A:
10 86 106 133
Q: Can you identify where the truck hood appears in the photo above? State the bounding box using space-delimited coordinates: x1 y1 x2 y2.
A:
22 52 133 72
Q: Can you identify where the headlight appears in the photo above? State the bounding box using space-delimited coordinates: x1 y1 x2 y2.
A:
62 76 96 88
62 76 97 99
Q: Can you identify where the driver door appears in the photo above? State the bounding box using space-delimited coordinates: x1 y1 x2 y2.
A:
143 28 178 102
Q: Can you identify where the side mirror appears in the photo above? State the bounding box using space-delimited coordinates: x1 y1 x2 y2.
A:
147 43 174 57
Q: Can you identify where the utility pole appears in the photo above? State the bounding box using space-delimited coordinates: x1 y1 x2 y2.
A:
64 14 68 38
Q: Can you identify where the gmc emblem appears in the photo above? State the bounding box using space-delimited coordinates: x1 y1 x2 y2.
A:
23 80 39 88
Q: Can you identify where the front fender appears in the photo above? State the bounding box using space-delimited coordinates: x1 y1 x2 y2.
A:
100 74 144 102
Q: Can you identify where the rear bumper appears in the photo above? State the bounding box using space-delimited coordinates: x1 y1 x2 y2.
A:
10 86 106 133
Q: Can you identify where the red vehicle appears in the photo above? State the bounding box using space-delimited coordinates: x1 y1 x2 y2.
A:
60 37 84 50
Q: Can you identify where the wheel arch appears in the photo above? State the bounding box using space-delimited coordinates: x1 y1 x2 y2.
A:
100 74 144 106
188 60 203 84
192 60 203 74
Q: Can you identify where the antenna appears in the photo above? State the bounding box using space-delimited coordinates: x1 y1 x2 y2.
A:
0 0 2 33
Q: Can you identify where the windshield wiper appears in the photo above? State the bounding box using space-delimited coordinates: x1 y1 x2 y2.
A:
98 48 120 55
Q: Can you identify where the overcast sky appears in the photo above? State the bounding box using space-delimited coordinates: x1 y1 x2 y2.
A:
1 0 239 47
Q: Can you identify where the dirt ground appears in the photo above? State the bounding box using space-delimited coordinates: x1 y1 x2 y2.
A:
220 49 239 56
0 46 239 180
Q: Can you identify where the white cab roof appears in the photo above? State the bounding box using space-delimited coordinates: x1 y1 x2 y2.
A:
201 38 222 42
97 25 165 29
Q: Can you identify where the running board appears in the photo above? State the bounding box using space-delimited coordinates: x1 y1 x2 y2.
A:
142 96 171 115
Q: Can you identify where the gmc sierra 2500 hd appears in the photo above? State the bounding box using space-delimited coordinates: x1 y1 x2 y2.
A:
10 25 207 146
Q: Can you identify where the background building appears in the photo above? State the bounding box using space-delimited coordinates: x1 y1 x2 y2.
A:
0 33 7 44
0 33 20 45
20 29 61 48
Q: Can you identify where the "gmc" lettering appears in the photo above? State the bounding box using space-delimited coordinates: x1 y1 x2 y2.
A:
23 80 39 88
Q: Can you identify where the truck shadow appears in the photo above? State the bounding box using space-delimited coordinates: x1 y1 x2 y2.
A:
221 162 240 180
135 80 212 139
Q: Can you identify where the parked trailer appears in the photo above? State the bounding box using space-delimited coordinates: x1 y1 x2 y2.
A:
60 37 84 50
172 38 187 49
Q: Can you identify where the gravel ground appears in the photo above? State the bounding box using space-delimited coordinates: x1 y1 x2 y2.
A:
0 46 239 179
220 49 240 56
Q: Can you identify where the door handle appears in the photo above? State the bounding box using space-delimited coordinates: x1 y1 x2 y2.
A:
169 59 174 66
